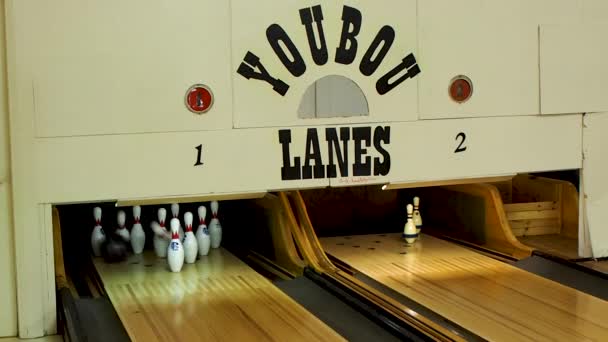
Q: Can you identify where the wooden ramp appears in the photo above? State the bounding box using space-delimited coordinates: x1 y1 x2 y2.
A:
321 233 608 342
93 249 345 342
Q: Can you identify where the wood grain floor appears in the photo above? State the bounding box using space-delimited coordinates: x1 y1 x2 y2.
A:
321 233 608 342
93 249 345 342
578 260 608 275
518 234 579 260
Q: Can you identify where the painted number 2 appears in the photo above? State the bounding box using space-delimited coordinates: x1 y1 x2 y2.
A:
454 132 467 153
194 144 204 166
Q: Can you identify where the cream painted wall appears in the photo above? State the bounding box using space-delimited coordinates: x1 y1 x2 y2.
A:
0 0 7 185
418 0 580 119
0 185 17 337
0 0 17 336
582 113 608 258
540 23 608 114
582 0 608 23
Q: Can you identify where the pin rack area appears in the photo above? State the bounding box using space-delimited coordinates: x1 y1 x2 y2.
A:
498 174 580 259
52 196 436 342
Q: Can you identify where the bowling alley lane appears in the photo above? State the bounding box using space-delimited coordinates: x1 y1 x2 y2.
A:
321 233 608 342
92 248 346 342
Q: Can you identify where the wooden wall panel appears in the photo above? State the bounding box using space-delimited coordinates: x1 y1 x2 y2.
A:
24 0 233 137
419 0 579 119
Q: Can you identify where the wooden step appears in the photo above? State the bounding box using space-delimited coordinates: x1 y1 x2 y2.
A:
504 201 561 236
512 225 560 236
506 209 560 221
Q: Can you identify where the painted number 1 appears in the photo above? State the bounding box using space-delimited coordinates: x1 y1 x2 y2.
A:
194 144 204 166
454 132 467 153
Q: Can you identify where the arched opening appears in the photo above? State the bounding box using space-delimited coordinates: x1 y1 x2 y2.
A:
298 75 369 119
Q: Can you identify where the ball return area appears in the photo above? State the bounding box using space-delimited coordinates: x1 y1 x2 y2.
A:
52 173 608 342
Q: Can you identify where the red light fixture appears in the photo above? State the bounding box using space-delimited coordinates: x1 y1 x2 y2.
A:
449 75 472 103
185 84 214 114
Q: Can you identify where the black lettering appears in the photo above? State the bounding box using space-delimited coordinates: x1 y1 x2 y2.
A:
267 24 306 77
279 130 301 180
376 53 421 95
352 127 371 176
325 127 349 178
302 128 325 179
194 144 204 166
300 5 328 66
237 51 290 96
335 6 361 65
454 132 467 153
360 26 395 76
373 126 391 176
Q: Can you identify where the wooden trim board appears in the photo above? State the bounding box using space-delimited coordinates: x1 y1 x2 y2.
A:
321 233 608 341
92 249 345 341
383 175 515 190
115 191 267 207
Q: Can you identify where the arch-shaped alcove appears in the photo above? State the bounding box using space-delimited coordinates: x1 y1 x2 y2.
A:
298 75 369 119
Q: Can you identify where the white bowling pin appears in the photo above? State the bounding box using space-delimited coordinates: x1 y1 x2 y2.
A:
91 207 105 257
196 206 211 256
171 203 185 242
151 221 171 239
116 210 130 242
413 196 422 234
209 201 222 248
153 208 169 257
130 205 146 254
403 204 417 244
167 218 184 272
183 212 198 264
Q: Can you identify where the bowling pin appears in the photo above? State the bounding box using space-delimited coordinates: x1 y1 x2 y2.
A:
196 205 210 256
130 205 146 254
171 203 185 242
209 201 222 248
183 212 198 264
413 196 422 235
167 218 184 272
151 221 171 239
403 204 417 244
91 207 106 257
153 208 170 257
116 210 130 242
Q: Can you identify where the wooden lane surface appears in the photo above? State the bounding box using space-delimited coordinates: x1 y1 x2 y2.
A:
321 234 608 342
93 249 345 342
